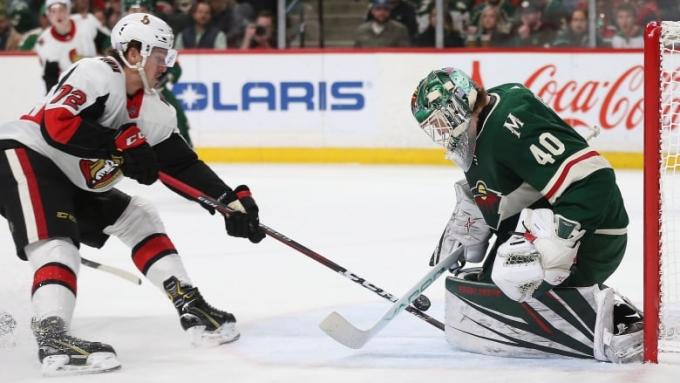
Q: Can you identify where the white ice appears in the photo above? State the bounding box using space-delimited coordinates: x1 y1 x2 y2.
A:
1 165 678 382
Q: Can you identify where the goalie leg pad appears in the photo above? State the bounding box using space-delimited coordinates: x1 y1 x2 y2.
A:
446 270 642 363
593 288 643 363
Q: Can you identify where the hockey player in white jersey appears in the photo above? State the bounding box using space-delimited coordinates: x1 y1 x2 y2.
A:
0 13 265 376
36 0 109 93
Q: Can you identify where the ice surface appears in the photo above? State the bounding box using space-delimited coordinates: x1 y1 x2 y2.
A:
1 165 678 382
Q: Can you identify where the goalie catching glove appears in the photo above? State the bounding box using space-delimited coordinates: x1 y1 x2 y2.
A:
218 185 266 243
430 179 491 268
492 208 585 302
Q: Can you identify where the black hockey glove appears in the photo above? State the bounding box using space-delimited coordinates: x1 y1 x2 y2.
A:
218 185 266 243
114 124 159 185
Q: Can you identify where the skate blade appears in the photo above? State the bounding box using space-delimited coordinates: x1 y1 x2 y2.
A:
42 352 121 377
187 323 240 347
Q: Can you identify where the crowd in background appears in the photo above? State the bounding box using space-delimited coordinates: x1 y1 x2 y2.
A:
0 0 278 50
356 0 680 48
1 0 680 51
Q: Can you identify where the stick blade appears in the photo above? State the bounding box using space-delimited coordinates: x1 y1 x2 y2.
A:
319 312 372 349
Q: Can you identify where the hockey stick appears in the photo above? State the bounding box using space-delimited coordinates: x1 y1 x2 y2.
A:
80 257 142 285
319 245 463 349
157 171 445 331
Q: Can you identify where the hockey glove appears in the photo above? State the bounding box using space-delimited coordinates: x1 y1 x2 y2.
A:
114 124 159 185
219 185 266 243
492 208 585 302
430 179 491 269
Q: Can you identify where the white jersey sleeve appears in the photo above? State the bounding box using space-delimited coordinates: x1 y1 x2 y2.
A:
128 90 179 146
0 56 131 192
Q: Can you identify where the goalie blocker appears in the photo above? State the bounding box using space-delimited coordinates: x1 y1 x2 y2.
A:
444 269 643 363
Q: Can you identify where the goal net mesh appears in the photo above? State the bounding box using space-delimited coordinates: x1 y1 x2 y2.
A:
659 20 680 353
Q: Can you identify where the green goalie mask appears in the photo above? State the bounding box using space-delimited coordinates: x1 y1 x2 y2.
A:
411 68 480 170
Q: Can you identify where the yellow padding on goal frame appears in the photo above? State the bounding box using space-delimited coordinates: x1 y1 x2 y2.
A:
195 148 644 170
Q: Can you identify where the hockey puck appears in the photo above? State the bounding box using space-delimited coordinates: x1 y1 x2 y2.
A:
413 294 431 311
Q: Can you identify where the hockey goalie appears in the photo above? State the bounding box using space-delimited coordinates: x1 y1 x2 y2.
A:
410 68 643 363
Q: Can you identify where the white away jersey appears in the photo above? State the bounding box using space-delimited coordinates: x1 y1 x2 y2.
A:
0 56 177 192
35 16 99 75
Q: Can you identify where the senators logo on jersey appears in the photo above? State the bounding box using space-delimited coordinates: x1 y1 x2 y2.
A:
79 158 123 189
471 180 503 230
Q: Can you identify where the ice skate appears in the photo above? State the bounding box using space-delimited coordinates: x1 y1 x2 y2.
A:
32 316 121 376
164 276 240 347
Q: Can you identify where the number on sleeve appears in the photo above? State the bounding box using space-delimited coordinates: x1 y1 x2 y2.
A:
50 84 88 111
529 132 565 165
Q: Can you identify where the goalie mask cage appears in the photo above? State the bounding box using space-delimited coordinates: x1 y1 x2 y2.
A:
644 21 680 363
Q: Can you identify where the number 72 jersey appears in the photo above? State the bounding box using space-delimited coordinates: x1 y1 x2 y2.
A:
464 83 628 234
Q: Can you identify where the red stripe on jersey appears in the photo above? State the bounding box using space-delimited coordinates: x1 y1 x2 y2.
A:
544 151 600 201
32 263 77 296
43 107 83 144
15 148 48 239
132 234 177 274
127 89 144 119
20 106 45 124
49 20 77 42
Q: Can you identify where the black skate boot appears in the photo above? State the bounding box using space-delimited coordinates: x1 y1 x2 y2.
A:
32 316 121 376
163 276 240 347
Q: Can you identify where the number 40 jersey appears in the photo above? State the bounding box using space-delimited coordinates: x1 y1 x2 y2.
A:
464 83 628 236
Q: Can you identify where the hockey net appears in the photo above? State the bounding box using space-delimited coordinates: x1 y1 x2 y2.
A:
644 21 680 363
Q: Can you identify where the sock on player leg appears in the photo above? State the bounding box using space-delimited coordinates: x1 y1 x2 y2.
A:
25 238 79 326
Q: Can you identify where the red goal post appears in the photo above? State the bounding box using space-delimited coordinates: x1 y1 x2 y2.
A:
644 21 680 364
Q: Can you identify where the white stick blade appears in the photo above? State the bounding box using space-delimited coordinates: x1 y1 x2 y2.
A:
319 312 371 349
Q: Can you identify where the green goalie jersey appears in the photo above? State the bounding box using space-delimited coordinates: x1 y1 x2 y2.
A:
468 83 629 286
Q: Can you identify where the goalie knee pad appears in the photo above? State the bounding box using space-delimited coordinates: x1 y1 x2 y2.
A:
25 238 80 325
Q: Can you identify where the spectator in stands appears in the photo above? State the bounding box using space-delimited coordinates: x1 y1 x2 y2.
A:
0 8 22 50
103 0 123 29
512 0 557 47
469 0 517 27
240 9 274 49
354 0 410 48
176 1 227 49
210 0 254 47
552 7 590 47
611 3 643 48
18 3 49 50
246 0 277 16
466 5 512 47
658 0 680 20
165 0 194 33
8 0 38 35
366 0 418 41
414 5 463 47
541 0 568 30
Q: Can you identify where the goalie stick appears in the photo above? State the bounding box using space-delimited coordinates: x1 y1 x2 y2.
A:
80 257 142 285
319 244 463 349
157 171 445 331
